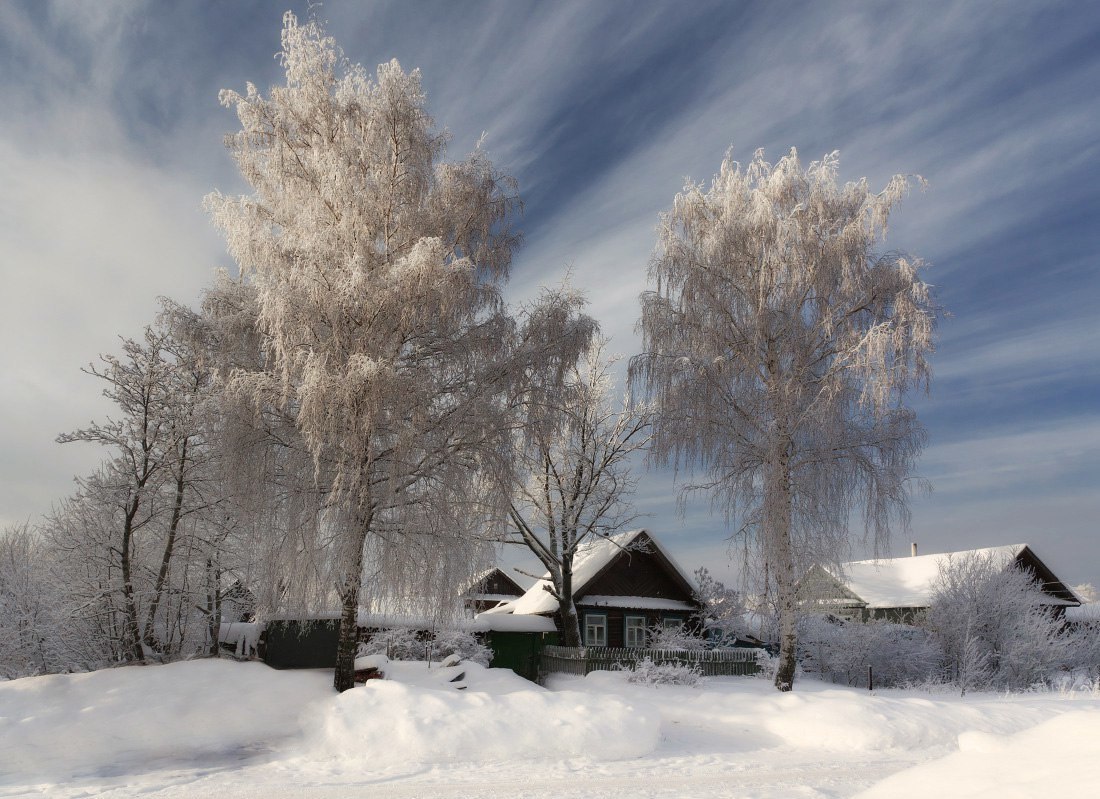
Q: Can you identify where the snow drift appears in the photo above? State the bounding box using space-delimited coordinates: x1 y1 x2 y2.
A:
300 661 659 764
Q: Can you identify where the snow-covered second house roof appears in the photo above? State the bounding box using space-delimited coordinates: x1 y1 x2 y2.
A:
486 529 700 616
799 544 1081 615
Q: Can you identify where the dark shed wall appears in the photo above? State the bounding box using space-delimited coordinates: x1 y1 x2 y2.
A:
262 619 340 669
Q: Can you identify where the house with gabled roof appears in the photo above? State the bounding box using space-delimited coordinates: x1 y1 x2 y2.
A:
484 529 703 647
463 567 526 613
798 544 1081 622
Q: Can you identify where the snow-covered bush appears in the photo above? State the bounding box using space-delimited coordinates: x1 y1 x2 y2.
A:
622 656 705 687
359 628 425 661
798 614 939 688
645 623 708 652
928 552 1083 691
429 629 492 667
358 628 491 666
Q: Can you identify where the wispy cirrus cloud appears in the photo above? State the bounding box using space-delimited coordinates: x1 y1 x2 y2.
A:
2 0 1098 590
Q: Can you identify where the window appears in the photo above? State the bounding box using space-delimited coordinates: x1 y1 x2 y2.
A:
661 616 683 630
584 613 607 647
624 615 647 648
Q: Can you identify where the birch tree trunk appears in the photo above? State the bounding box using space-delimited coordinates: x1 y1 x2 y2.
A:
334 524 369 693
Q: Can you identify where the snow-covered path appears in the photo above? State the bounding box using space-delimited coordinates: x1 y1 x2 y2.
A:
2 660 1098 798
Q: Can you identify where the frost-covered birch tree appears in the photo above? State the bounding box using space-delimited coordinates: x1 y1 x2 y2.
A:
206 13 521 691
505 295 648 646
630 148 936 690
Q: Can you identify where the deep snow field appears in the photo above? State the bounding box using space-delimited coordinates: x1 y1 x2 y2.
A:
1 659 1098 799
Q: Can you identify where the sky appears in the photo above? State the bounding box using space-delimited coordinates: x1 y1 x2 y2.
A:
1 0 1099 592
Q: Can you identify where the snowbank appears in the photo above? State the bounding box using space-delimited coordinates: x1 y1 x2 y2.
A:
0 658 658 788
856 708 1100 798
300 661 659 764
569 671 1055 752
4 657 1098 797
0 660 331 783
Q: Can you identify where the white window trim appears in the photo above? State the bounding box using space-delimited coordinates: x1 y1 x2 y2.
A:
584 613 607 647
624 615 647 648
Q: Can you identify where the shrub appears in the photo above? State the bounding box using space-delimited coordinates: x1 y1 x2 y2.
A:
429 629 492 667
797 614 939 688
358 627 491 666
622 656 705 687
928 553 1083 691
359 628 424 661
645 624 708 652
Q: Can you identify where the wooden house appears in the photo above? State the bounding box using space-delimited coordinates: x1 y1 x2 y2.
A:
485 529 703 647
463 567 526 614
798 544 1081 622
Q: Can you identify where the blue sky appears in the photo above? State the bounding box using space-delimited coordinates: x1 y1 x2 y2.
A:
2 0 1099 591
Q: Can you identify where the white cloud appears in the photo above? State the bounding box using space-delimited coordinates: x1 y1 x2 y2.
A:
0 136 224 528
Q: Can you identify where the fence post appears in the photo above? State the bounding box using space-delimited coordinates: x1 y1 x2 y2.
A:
867 664 874 692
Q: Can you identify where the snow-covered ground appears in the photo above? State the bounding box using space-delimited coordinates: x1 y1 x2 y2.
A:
1 659 1098 798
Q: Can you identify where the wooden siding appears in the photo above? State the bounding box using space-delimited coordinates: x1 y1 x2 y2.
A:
578 607 696 648
476 568 525 598
580 534 697 605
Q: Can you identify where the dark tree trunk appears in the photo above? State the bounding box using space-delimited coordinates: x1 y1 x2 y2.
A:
333 584 361 692
120 492 146 663
144 439 189 651
206 557 222 657
557 560 582 647
770 444 798 692
333 524 368 692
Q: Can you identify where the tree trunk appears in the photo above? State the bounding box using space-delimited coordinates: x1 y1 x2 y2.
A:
556 553 582 647
558 577 582 648
206 557 222 657
144 439 189 651
120 493 146 663
769 441 798 692
333 525 369 693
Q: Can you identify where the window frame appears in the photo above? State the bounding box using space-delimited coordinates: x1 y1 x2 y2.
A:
624 615 648 648
584 613 608 647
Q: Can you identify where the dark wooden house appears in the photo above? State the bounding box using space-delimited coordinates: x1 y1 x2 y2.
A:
797 543 1081 622
486 529 703 648
463 567 526 613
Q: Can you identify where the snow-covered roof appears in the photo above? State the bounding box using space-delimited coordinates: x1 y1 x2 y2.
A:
471 613 557 633
821 544 1080 609
502 529 698 616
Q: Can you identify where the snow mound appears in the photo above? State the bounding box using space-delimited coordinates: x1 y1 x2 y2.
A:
0 660 332 783
576 671 1050 753
302 661 659 764
856 708 1100 798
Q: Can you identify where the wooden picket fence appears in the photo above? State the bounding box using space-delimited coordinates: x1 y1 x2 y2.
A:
540 645 761 679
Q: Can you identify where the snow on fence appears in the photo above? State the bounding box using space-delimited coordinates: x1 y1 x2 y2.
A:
540 645 761 678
